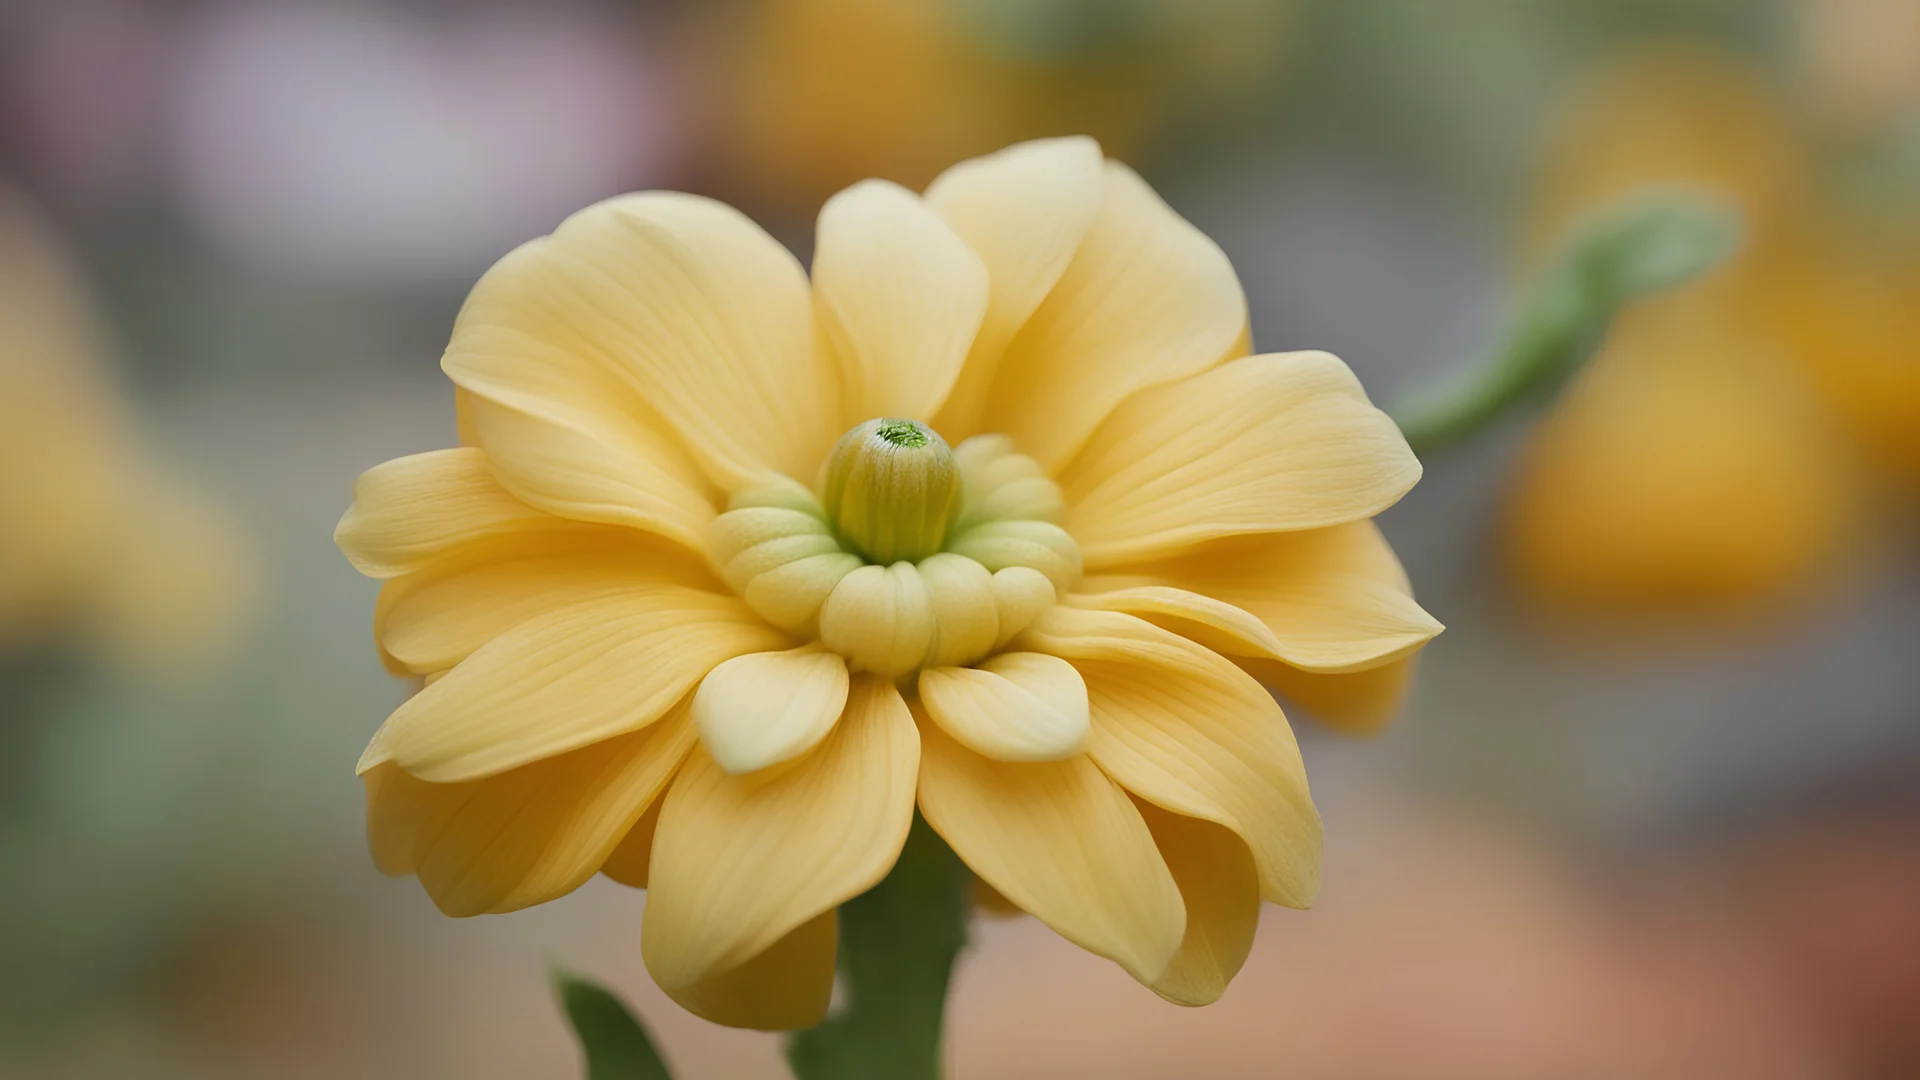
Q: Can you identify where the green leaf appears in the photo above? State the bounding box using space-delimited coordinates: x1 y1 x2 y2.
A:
1391 187 1742 455
785 814 972 1080
554 969 674 1080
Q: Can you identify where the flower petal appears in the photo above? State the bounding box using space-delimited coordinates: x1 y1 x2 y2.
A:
693 645 851 774
1061 352 1422 566
1072 521 1441 673
662 911 839 1031
1242 655 1418 737
375 529 718 676
642 674 918 1029
335 448 559 578
813 179 989 423
361 704 695 916
447 328 718 550
444 193 838 489
1018 605 1322 908
600 797 662 888
359 587 785 782
917 651 1089 762
915 716 1184 985
976 160 1249 471
1137 799 1261 1007
925 135 1106 440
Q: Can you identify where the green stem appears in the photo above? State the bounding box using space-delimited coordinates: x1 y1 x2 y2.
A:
1391 188 1743 456
785 814 972 1080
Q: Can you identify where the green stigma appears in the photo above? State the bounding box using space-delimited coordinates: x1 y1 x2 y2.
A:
821 418 960 565
874 420 931 448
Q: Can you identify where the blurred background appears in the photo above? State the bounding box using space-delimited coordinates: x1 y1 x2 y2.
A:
3 0 1918 1076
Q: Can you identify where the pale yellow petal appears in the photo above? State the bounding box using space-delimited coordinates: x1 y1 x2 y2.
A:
335 448 561 578
601 797 662 889
1073 521 1441 673
642 674 918 1027
1242 655 1418 737
816 562 934 677
445 193 837 489
375 528 718 676
915 717 1184 985
1067 586 1282 664
1137 800 1261 1007
943 520 1082 592
925 135 1106 439
362 705 695 916
978 161 1249 471
1018 605 1322 908
453 386 482 447
448 327 718 549
359 588 785 782
693 645 851 774
919 552 999 669
664 912 838 1031
917 652 1088 762
813 178 989 423
1061 352 1422 566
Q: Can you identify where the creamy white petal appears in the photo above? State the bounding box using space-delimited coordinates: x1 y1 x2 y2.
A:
693 645 851 774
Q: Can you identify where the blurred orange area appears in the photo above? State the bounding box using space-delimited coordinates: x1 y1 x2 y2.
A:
700 0 1290 212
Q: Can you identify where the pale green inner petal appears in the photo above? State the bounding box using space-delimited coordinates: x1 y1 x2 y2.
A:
703 423 1077 678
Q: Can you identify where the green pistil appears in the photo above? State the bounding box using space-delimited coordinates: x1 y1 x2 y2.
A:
821 419 961 565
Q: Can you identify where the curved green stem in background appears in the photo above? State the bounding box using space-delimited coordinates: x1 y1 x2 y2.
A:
1391 189 1743 456
786 815 972 1080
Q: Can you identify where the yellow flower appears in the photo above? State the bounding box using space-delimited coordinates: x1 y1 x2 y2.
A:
338 136 1437 1029
1504 46 1859 613
1761 225 1920 489
0 192 256 681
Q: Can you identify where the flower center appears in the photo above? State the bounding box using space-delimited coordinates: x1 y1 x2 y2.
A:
820 418 960 565
705 423 1081 677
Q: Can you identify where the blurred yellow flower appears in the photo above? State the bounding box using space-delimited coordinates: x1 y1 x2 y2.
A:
703 0 1289 211
0 193 255 681
339 136 1437 1029
1762 225 1920 488
1504 46 1861 614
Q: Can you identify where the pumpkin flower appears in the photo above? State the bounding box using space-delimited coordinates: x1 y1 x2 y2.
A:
338 136 1438 1029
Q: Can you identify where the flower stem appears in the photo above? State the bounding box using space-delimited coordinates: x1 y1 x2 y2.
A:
786 814 972 1080
1391 188 1742 456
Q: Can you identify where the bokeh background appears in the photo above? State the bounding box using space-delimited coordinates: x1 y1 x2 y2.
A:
4 0 1919 1076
